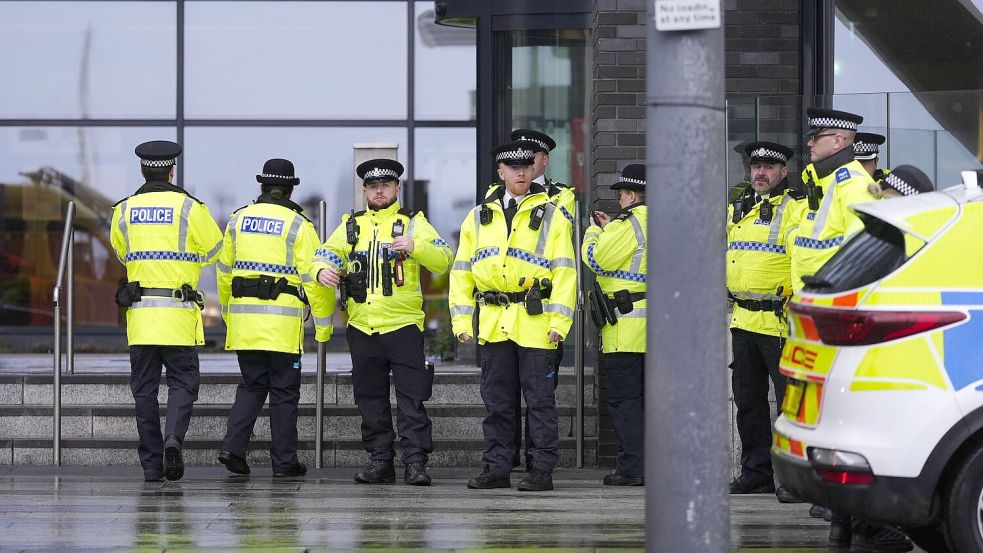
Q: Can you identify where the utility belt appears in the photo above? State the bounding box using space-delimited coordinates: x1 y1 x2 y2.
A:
231 275 307 304
729 292 787 316
588 283 645 327
474 277 552 315
115 281 204 309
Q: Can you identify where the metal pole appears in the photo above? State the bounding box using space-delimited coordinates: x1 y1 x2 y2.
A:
315 200 327 469
573 200 585 468
66 229 74 375
647 5 728 552
52 201 75 467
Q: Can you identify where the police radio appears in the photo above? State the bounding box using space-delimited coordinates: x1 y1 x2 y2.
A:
731 188 753 223
391 219 406 287
479 204 492 225
345 210 359 245
529 205 546 230
759 198 774 223
804 173 823 211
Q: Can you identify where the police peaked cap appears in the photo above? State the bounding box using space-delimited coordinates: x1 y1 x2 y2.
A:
492 142 535 166
135 140 182 167
256 158 300 186
804 108 864 136
357 158 404 185
854 132 886 161
744 141 793 165
510 129 556 153
611 163 646 192
882 165 933 196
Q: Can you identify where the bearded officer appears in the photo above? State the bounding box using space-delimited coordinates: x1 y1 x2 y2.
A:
313 159 453 486
216 158 335 478
110 140 224 482
450 142 576 492
583 163 647 486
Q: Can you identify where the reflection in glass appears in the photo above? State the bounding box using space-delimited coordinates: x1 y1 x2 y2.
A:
413 128 477 251
0 127 176 327
185 2 407 119
414 3 477 120
0 2 176 119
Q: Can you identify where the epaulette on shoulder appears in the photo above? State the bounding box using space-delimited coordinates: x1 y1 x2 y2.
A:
548 178 569 189
111 195 131 208
397 208 418 218
184 191 206 206
616 211 632 221
231 203 251 215
352 210 367 218
786 188 806 201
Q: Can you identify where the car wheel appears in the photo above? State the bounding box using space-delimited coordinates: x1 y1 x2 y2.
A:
906 525 950 553
945 445 983 552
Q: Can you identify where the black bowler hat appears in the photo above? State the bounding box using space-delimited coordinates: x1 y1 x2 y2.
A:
804 108 863 136
611 164 646 192
744 141 794 165
492 142 535 166
356 159 404 185
510 129 556 153
135 140 181 167
882 165 934 196
854 132 886 161
256 158 300 186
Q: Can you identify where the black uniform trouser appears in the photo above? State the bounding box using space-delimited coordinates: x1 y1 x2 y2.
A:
347 324 434 465
481 340 559 475
605 352 645 478
731 327 786 482
221 350 302 472
129 345 200 472
514 344 562 468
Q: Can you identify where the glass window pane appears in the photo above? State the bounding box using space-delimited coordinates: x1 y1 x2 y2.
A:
413 127 477 251
414 3 476 120
185 2 408 120
0 2 176 119
0 126 177 327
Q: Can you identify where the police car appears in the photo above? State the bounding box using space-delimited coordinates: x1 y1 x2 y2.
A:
773 171 983 553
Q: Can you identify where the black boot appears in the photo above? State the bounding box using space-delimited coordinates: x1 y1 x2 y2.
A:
218 451 250 475
404 462 432 486
517 469 553 491
163 435 184 481
729 474 775 494
850 523 913 553
273 462 307 478
829 514 853 548
603 473 643 486
467 466 510 489
354 459 396 484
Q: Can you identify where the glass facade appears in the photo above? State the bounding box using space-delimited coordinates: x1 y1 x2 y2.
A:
0 0 476 332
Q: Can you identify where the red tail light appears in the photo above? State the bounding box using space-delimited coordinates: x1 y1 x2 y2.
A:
817 469 876 486
791 304 966 346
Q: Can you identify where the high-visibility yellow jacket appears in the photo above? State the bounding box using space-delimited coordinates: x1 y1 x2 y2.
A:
311 201 452 335
789 147 876 291
216 196 334 354
450 185 576 349
110 181 224 346
487 177 576 228
582 203 647 353
726 186 800 337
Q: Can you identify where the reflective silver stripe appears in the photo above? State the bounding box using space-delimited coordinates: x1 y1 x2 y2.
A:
203 240 223 263
313 315 332 327
177 197 193 253
284 215 304 268
811 183 834 239
766 195 791 245
216 261 232 273
544 303 575 319
620 308 648 319
117 201 130 255
221 305 229 314
453 260 472 271
300 272 312 283
628 214 646 274
729 291 784 302
227 304 304 317
584 229 601 240
128 297 197 310
407 216 417 240
450 305 475 317
228 212 242 255
473 207 482 243
535 202 557 257
550 257 576 270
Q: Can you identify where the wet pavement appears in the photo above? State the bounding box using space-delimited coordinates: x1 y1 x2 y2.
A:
0 466 875 552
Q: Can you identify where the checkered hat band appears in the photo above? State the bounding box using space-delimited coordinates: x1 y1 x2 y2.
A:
517 136 549 150
496 149 535 161
363 168 399 180
622 176 646 186
854 142 879 155
885 172 916 196
750 148 788 162
809 117 858 131
260 173 294 180
141 159 176 167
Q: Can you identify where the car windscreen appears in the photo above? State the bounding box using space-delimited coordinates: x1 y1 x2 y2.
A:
802 217 909 294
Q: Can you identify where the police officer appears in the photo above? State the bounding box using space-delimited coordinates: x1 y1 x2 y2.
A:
789 108 877 291
216 158 334 478
725 142 801 501
582 163 647 486
853 132 888 191
110 140 224 482
450 142 576 492
313 159 452 486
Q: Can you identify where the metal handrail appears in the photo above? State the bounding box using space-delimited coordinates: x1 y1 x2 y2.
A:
52 200 76 466
315 200 327 468
573 200 585 468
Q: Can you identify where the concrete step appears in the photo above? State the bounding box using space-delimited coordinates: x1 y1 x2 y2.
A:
0 404 599 441
0 372 595 407
0 437 598 469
